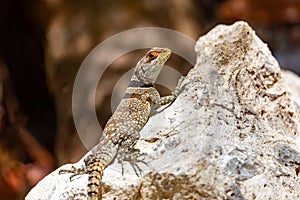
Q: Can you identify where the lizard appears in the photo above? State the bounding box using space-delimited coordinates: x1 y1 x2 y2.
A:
59 47 184 199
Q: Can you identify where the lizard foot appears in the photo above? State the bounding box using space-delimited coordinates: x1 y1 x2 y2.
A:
59 166 87 180
117 148 149 177
172 76 187 97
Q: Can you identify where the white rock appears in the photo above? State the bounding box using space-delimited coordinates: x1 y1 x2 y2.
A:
26 21 300 200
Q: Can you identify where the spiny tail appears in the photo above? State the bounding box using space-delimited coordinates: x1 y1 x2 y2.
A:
87 160 105 200
86 138 117 200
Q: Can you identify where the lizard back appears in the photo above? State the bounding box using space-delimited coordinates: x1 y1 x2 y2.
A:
104 87 160 147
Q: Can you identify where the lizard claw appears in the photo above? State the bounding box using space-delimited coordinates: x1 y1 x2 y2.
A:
117 149 149 177
59 166 86 181
172 76 187 97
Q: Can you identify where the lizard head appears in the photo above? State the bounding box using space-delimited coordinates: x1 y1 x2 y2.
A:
130 47 171 86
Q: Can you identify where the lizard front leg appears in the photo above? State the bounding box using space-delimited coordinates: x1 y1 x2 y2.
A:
151 76 186 105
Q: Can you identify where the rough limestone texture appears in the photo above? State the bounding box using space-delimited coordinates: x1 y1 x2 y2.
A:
26 21 300 200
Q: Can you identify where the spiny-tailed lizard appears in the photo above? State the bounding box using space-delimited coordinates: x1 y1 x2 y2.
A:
60 47 184 199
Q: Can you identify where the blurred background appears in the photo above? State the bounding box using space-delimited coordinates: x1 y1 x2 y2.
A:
0 0 299 199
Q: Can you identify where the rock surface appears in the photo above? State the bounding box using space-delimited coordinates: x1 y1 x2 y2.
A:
26 21 300 200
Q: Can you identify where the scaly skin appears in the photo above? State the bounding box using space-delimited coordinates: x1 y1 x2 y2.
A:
60 47 182 199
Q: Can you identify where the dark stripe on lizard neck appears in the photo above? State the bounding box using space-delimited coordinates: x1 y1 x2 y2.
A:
128 80 154 88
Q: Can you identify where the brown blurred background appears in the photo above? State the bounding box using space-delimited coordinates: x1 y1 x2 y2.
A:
0 0 299 199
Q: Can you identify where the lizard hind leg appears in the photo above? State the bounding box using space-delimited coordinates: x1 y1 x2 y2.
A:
59 165 88 181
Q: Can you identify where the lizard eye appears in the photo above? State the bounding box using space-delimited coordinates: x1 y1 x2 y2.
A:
146 51 159 61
